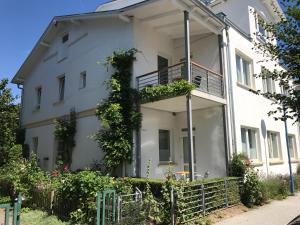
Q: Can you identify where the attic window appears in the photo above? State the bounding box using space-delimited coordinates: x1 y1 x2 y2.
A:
62 33 69 43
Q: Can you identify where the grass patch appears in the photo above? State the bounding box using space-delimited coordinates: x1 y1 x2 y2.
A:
22 210 70 225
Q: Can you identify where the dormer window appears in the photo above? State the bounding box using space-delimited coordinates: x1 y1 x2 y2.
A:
62 33 69 43
255 13 268 41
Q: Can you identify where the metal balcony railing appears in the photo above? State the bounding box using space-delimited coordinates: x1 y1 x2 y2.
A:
136 61 224 98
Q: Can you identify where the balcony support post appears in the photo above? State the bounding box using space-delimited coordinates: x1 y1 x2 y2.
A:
184 10 195 181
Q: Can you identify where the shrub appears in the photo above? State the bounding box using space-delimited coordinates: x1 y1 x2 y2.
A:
297 164 300 175
230 153 250 177
261 176 289 200
240 169 265 207
0 148 49 202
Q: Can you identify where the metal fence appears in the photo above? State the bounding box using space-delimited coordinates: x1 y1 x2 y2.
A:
173 178 242 224
136 61 224 98
0 194 22 225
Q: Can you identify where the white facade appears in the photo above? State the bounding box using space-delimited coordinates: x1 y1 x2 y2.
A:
12 0 299 178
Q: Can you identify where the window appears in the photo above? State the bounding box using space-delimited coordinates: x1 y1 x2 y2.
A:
58 76 65 101
36 87 42 109
80 71 87 89
262 67 276 94
159 129 171 162
267 131 282 160
288 135 298 159
256 14 268 41
32 137 39 155
236 54 252 87
241 127 260 160
62 33 69 43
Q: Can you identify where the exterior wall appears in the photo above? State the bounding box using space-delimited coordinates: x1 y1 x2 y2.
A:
25 115 102 171
22 17 134 170
140 106 227 179
211 0 275 36
227 27 300 176
22 17 134 126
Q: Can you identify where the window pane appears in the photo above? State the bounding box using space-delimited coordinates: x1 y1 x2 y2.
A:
288 136 295 158
271 133 279 158
236 55 242 83
242 59 250 86
241 128 247 154
59 77 65 101
248 130 257 159
159 130 170 162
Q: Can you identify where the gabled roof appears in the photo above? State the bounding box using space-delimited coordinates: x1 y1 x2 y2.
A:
12 0 225 84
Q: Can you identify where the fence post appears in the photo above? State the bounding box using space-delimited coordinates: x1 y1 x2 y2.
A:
50 190 55 213
201 184 205 216
117 196 121 223
170 186 175 225
224 180 229 207
96 192 101 225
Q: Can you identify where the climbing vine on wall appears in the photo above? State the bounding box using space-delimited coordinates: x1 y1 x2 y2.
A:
95 48 142 173
54 109 77 166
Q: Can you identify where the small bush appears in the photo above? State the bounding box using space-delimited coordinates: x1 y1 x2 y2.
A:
230 154 250 177
297 164 300 175
241 169 265 207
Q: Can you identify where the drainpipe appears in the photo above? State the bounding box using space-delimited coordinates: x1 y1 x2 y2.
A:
184 10 195 181
225 26 237 155
218 34 230 175
17 84 24 128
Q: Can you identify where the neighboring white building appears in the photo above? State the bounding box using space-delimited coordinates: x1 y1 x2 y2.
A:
12 0 299 179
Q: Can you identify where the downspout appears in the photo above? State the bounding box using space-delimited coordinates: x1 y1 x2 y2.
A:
17 84 24 128
225 26 237 155
218 34 230 175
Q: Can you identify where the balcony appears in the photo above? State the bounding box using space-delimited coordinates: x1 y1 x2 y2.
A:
136 61 224 99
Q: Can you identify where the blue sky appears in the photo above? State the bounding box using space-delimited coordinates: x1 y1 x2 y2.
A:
0 0 110 98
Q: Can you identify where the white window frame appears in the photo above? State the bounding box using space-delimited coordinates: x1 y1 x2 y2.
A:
236 53 254 88
241 127 261 161
32 137 39 155
158 129 172 163
255 12 268 42
35 86 42 110
288 134 298 159
58 75 65 101
267 131 282 161
262 67 276 94
79 71 87 89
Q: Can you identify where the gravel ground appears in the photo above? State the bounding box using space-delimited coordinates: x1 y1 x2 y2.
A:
215 193 300 225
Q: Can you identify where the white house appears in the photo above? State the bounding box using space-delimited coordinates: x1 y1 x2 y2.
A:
12 0 299 179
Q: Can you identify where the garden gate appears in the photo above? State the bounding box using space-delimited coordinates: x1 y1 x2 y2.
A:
96 188 143 225
0 194 22 225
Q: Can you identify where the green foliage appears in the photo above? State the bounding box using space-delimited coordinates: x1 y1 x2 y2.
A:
0 78 20 166
297 164 300 175
54 110 77 166
139 79 195 103
95 48 142 173
54 170 114 224
254 0 300 122
230 153 251 177
0 150 49 202
240 169 265 207
261 176 289 200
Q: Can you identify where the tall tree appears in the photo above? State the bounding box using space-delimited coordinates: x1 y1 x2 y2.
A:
0 79 20 166
255 0 300 122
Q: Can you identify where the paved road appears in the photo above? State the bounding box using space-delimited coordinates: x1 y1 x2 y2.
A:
215 193 300 225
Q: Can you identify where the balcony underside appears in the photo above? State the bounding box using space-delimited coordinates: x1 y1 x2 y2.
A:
142 90 226 113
